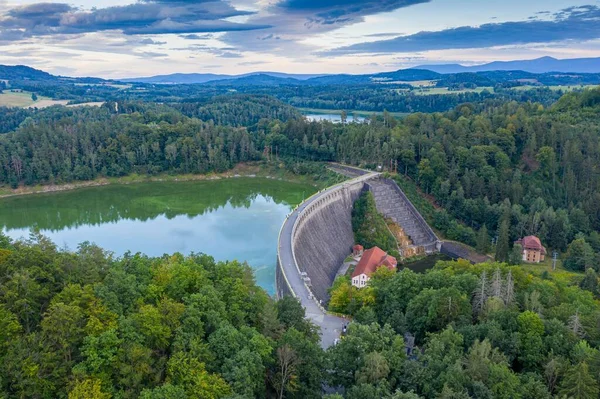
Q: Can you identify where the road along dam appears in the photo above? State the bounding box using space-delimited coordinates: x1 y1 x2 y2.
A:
276 167 441 348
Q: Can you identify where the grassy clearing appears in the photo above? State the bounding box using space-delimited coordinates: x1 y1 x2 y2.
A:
519 257 583 286
0 91 68 108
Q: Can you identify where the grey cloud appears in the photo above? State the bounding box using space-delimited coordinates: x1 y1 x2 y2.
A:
138 38 166 45
217 51 242 58
222 0 429 54
237 60 267 66
323 5 600 55
277 0 429 23
0 0 270 41
365 32 404 38
180 33 213 40
138 51 169 58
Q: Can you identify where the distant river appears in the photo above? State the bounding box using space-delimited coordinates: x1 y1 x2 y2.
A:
0 178 316 295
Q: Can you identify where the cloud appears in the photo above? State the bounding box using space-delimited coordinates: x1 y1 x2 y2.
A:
222 0 429 54
217 51 243 58
137 51 169 58
0 0 270 41
277 0 429 23
237 60 267 66
180 33 213 40
324 5 600 55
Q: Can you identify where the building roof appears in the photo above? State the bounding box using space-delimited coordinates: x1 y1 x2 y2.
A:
515 236 547 254
353 244 364 251
352 247 397 278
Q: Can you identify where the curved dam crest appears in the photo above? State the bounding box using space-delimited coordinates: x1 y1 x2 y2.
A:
277 166 441 348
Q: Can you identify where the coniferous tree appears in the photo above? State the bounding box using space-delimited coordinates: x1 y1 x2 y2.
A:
476 225 490 255
495 220 510 262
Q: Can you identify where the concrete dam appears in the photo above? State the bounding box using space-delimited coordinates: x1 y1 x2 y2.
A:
276 166 441 347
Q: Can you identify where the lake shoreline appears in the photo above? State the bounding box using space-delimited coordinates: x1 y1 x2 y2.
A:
0 162 322 199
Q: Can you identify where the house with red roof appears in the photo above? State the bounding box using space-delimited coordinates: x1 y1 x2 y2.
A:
515 235 547 263
351 246 397 288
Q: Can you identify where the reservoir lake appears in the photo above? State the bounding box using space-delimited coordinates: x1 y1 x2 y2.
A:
0 178 316 295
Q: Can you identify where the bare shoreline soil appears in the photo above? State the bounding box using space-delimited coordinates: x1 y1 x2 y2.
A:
0 163 317 199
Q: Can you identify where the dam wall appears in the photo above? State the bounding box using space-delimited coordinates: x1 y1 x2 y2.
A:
275 165 445 347
293 181 366 303
276 171 378 347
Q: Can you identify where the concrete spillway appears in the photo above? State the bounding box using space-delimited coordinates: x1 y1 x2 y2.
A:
367 178 438 252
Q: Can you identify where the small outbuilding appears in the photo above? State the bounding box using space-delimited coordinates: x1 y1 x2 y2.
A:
353 244 364 257
515 235 547 263
351 247 397 288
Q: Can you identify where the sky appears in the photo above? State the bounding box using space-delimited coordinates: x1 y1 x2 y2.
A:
0 0 599 78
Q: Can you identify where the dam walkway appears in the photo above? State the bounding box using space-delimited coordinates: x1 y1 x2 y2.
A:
277 172 379 348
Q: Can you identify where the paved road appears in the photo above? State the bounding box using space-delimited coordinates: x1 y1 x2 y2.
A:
278 172 378 348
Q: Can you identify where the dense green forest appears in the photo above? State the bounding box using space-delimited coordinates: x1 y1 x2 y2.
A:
267 87 600 265
3 88 600 264
327 260 600 398
0 233 323 399
5 232 600 398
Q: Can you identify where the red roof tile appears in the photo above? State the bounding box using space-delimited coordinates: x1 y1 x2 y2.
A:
352 247 397 278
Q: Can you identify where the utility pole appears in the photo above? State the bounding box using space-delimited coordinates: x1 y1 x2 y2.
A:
552 251 558 271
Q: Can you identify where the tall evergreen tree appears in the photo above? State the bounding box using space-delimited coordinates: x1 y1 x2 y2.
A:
495 220 510 262
558 362 599 399
476 225 490 255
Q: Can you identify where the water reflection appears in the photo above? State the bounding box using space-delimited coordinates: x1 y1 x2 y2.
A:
0 178 315 295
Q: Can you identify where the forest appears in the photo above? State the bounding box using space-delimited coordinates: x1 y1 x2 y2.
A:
1 75 600 397
2 88 600 265
327 260 600 398
4 232 600 398
266 87 600 267
0 233 323 399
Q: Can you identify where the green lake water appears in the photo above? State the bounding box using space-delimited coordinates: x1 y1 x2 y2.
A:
0 178 315 295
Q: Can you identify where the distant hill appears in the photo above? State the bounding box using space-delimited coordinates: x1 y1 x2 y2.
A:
204 74 305 86
122 71 327 84
305 69 441 85
413 57 600 74
0 65 58 81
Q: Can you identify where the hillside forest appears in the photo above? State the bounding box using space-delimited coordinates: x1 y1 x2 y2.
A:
2 89 600 266
1 84 600 398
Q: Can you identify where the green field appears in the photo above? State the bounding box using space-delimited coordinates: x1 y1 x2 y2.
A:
0 91 68 108
410 86 495 96
510 84 598 92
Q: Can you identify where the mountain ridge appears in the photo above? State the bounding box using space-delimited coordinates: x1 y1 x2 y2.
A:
412 56 600 74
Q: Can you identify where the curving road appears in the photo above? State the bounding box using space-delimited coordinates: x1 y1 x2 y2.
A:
277 171 379 348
